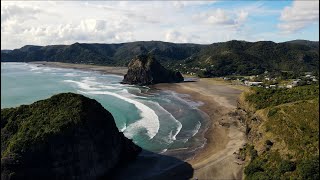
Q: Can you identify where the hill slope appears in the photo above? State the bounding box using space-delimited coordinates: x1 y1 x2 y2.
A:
1 40 319 76
237 85 319 179
1 93 141 179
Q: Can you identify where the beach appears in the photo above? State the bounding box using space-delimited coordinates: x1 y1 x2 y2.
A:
31 62 247 179
154 79 247 179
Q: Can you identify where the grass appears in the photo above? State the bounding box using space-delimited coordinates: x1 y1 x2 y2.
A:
241 84 319 179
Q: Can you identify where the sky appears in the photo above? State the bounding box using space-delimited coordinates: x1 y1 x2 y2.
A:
1 0 319 50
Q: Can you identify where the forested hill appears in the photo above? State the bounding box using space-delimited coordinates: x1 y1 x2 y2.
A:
1 40 319 77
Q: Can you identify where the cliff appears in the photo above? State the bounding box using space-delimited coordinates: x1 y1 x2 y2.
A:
122 54 184 85
1 93 141 180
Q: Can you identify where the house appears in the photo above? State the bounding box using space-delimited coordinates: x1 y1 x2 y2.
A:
244 81 263 86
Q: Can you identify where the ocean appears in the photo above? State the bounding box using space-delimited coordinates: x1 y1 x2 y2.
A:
1 62 209 159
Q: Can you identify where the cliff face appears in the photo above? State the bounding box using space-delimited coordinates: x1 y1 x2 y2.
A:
122 54 184 85
1 93 141 180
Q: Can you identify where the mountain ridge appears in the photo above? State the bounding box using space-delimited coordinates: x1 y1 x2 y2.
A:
1 40 318 77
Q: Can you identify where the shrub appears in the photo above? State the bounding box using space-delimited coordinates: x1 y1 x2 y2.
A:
244 159 264 176
279 160 296 173
297 156 319 180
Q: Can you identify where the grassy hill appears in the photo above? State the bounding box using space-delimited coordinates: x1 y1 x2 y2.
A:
238 85 319 179
1 40 318 77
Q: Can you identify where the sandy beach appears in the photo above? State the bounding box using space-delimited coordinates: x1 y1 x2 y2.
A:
154 79 247 180
31 62 247 179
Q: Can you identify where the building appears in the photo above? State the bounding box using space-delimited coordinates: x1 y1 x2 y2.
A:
244 81 263 86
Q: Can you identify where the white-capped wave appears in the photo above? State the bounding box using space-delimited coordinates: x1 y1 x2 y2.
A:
119 124 126 132
159 148 168 153
64 78 121 91
78 90 160 139
63 80 100 91
191 121 201 137
151 101 182 142
64 73 77 77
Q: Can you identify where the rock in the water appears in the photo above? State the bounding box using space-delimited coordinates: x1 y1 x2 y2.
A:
1 93 141 180
122 54 184 85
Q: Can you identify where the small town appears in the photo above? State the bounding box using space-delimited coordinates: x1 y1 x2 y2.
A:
221 71 319 89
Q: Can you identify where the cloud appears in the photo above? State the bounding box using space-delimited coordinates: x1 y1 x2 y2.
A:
193 8 249 27
278 0 319 33
1 4 42 23
164 30 200 43
172 1 216 9
0 1 318 49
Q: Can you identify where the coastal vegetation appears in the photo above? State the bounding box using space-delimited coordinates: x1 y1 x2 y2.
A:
1 40 318 77
238 84 319 179
1 93 141 179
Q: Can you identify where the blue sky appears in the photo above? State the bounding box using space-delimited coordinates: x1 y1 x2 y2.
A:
1 1 319 49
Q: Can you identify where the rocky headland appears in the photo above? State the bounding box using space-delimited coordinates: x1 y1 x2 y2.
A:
122 54 184 85
1 93 141 180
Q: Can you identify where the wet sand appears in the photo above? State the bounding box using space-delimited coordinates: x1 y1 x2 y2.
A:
154 79 247 180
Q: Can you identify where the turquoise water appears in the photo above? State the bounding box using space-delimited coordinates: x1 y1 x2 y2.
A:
1 62 208 158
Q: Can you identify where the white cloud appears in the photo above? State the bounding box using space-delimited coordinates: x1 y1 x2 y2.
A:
193 8 249 27
278 0 319 33
165 30 188 43
0 1 318 49
1 4 42 23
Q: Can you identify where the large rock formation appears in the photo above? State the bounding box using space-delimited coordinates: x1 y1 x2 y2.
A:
1 93 141 180
122 54 184 85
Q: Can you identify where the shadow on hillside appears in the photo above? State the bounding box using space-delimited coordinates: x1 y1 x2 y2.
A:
110 149 194 180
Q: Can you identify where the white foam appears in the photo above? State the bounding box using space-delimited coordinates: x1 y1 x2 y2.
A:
179 121 201 143
191 121 201 137
63 80 100 91
78 90 160 139
119 124 126 132
159 148 168 153
98 85 119 90
64 73 77 77
151 101 182 142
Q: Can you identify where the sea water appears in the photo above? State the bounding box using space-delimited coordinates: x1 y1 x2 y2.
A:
1 62 208 159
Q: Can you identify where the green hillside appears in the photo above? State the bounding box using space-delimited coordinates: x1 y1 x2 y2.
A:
1 40 318 77
238 85 319 179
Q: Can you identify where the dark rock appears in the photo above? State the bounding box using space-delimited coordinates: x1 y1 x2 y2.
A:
1 93 141 180
122 54 184 85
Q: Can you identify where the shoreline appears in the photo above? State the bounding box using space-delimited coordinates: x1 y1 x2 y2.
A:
154 79 247 179
28 61 247 179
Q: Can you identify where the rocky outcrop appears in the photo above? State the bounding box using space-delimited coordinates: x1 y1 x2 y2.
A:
122 54 184 85
1 93 141 180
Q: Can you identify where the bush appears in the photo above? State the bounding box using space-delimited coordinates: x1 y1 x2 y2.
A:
297 156 319 180
268 108 278 117
249 146 258 160
279 160 296 173
244 159 264 176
